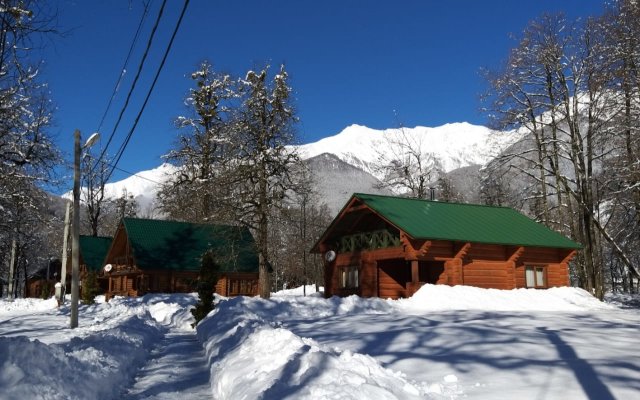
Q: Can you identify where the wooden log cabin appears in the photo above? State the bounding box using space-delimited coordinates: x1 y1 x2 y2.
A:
26 259 62 298
30 236 111 298
66 235 113 296
101 218 259 300
312 193 581 299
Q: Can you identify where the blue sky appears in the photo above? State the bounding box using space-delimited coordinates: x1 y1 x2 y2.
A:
44 0 605 186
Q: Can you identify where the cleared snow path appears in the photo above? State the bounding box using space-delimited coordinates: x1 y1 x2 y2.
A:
123 331 211 400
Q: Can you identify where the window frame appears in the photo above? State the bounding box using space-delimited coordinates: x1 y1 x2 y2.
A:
525 265 547 288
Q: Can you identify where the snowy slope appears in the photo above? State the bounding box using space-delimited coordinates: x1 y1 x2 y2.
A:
63 163 177 214
305 153 390 213
67 123 521 210
298 122 523 177
99 163 177 204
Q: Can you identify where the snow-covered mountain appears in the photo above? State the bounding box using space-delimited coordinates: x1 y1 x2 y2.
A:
297 122 522 179
305 153 390 213
63 163 177 215
101 163 176 201
69 122 519 213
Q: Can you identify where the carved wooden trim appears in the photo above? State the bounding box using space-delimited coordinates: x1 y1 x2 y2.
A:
418 240 432 257
561 250 577 264
508 246 525 264
400 231 417 260
454 242 471 260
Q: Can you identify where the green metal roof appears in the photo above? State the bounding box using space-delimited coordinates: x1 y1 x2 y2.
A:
122 218 259 272
351 193 581 249
79 236 112 272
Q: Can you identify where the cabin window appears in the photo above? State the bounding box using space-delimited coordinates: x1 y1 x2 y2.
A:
340 266 359 289
525 266 546 288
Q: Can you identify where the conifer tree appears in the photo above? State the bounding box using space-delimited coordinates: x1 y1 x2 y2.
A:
191 251 219 326
81 271 99 305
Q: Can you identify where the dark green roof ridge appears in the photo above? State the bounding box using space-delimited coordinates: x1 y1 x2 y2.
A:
79 236 113 272
352 193 581 250
121 218 259 272
352 192 517 210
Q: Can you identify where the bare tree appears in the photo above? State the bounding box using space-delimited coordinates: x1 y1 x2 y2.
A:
81 153 110 236
372 127 443 199
1 1 61 296
483 10 640 298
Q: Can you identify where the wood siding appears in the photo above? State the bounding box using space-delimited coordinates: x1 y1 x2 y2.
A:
377 259 410 299
217 273 260 297
462 261 509 289
106 270 259 300
325 241 574 299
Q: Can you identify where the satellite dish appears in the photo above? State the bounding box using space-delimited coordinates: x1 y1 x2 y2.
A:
324 250 336 263
104 264 113 272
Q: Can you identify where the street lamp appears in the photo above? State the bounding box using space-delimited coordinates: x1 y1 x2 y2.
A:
70 130 100 329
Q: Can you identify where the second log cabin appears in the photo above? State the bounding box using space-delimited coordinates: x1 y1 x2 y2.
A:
101 218 259 300
313 193 581 299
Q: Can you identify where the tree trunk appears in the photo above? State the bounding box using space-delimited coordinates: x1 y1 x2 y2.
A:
258 161 271 299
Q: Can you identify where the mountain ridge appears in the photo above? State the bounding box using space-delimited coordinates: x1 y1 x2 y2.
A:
66 122 517 213
297 122 522 179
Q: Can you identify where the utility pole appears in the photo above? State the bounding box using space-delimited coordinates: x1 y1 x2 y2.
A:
70 129 100 328
59 202 71 303
70 130 81 328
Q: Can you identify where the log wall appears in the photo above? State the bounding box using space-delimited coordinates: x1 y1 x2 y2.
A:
324 240 574 299
462 261 509 289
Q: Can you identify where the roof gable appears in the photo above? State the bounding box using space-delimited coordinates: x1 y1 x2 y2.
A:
317 193 581 250
122 218 259 272
79 236 112 272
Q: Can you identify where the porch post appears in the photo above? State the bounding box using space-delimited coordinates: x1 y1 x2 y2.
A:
411 260 419 283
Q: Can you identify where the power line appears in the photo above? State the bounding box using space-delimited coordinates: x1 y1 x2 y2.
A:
106 0 190 182
94 0 153 135
91 0 168 173
107 164 164 185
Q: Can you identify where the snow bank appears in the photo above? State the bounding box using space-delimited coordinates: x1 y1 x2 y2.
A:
253 285 612 321
248 292 393 320
0 315 162 400
197 296 432 399
142 293 197 330
0 294 197 400
396 284 613 312
0 296 58 314
272 285 324 297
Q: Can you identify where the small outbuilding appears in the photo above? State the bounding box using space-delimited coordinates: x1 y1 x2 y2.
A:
312 193 581 299
101 218 259 300
26 259 62 298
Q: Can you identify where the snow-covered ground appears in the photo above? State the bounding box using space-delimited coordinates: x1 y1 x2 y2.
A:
1 285 638 399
